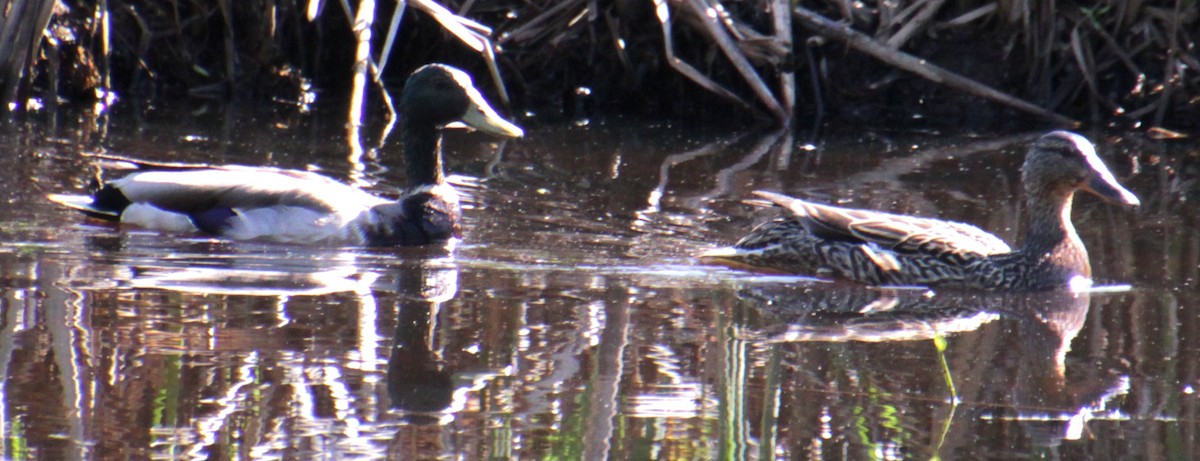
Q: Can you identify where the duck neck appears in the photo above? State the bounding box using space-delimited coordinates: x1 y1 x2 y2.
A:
1020 189 1090 276
402 121 445 187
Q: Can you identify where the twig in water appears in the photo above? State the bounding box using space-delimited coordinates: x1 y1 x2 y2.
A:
411 0 510 106
886 0 946 49
792 5 1080 127
343 0 376 130
376 0 408 75
772 0 795 123
935 2 997 30
652 0 756 114
804 37 825 141
683 0 788 124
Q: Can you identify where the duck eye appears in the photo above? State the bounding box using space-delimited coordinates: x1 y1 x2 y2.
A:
1047 144 1076 158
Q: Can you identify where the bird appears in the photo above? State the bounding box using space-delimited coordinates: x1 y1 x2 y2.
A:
699 131 1141 291
49 64 523 246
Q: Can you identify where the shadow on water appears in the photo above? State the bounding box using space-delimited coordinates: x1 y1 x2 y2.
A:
0 104 1197 459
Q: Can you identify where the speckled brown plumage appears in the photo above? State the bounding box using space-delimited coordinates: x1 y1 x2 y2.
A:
701 131 1141 291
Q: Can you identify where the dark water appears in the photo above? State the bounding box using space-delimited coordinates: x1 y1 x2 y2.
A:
0 105 1197 460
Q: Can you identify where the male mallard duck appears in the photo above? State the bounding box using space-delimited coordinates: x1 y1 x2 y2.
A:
49 64 523 246
700 131 1140 291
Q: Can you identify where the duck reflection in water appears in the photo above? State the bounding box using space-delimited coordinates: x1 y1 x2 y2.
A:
386 264 502 425
733 284 1127 449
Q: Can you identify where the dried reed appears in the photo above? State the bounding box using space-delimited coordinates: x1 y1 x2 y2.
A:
0 0 1195 132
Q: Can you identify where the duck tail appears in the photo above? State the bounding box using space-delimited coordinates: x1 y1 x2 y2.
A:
48 184 130 220
752 190 821 216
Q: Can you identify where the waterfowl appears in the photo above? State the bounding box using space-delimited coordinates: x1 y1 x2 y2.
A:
700 131 1140 291
49 64 523 246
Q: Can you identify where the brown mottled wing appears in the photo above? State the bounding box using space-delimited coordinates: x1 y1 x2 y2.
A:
752 191 1011 259
847 216 1012 257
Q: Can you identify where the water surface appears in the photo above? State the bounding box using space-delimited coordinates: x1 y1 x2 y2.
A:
0 106 1196 460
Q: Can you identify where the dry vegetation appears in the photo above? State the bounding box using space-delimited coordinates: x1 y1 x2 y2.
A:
1 0 1197 131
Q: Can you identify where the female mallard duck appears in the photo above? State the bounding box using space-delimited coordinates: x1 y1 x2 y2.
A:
49 64 523 246
700 131 1140 291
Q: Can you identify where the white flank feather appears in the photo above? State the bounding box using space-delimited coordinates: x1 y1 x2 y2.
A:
120 203 199 233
